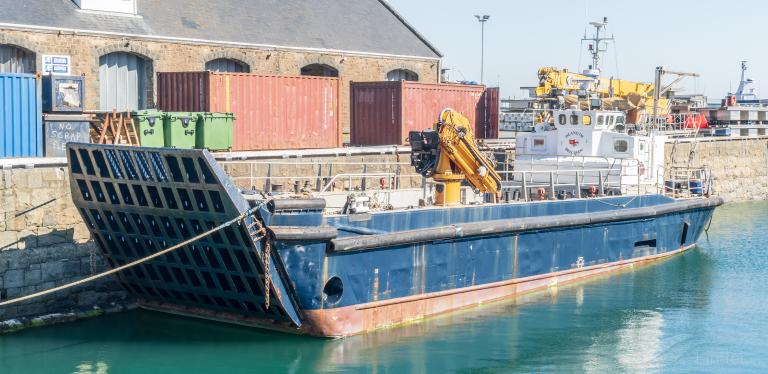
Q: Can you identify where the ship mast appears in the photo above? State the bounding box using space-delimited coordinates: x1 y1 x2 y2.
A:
581 17 614 77
734 61 756 102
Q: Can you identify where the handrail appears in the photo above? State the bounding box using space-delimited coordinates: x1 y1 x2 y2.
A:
320 173 398 193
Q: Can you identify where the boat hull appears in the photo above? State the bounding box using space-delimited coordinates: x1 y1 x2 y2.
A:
66 144 721 338
137 243 694 337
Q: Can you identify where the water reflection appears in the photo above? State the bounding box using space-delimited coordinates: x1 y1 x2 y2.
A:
73 361 109 374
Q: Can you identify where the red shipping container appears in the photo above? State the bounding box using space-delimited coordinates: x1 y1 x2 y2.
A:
350 81 495 146
157 72 340 151
479 87 500 139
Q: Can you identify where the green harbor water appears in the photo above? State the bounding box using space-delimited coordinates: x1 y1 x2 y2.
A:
1 201 767 373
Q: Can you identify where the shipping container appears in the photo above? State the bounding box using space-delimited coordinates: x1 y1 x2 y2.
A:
0 73 42 158
157 72 340 151
479 87 500 139
350 81 496 146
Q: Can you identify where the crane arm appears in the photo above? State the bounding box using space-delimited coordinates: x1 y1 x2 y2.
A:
436 109 501 194
408 109 500 205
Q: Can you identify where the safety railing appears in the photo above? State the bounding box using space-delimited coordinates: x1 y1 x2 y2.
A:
219 159 416 194
496 166 640 202
662 166 712 198
635 113 706 137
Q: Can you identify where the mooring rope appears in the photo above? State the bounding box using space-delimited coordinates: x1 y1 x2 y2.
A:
594 195 639 208
0 206 261 308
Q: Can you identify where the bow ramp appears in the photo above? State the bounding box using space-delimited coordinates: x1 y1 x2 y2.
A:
66 143 302 327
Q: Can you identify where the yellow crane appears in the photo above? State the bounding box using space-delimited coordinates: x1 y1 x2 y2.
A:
409 109 501 206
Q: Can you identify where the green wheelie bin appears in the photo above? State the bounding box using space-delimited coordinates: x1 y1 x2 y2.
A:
196 112 234 151
163 112 197 149
131 109 164 147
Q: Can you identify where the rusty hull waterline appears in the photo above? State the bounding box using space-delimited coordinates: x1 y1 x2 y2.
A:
138 244 694 338
302 243 694 337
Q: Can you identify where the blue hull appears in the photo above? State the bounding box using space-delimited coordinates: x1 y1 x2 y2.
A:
66 144 720 337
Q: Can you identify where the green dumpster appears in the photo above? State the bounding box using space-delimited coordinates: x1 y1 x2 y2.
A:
196 112 234 151
163 112 197 149
132 109 164 147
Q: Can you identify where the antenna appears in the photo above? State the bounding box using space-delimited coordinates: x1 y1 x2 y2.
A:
581 17 614 77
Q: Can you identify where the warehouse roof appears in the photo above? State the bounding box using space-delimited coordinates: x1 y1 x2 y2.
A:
0 0 441 58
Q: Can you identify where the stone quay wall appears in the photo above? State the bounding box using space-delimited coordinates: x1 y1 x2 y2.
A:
0 167 129 329
665 138 768 202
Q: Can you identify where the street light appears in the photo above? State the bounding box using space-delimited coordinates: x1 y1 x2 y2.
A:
474 14 490 84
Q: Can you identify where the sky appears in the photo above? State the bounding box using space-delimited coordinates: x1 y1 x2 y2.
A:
388 0 766 100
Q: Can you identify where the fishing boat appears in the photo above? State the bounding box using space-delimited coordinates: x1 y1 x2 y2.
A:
66 107 720 337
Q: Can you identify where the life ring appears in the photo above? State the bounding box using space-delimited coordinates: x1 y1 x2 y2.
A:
729 95 737 106
537 188 547 200
588 185 598 197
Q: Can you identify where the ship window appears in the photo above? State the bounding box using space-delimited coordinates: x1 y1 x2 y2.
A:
614 139 629 153
607 116 615 126
570 114 579 125
558 114 566 125
639 140 646 151
533 137 546 150
616 115 625 125
583 115 592 125
597 115 605 126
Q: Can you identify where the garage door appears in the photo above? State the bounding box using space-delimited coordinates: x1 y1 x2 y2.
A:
0 45 35 73
99 52 149 111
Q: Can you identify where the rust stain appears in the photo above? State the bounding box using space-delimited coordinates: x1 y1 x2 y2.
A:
513 235 519 278
420 243 426 295
321 255 329 309
372 268 379 302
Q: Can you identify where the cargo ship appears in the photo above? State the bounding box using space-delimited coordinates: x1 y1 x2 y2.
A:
66 106 720 337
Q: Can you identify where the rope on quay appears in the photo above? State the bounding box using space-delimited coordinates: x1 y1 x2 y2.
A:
0 206 260 308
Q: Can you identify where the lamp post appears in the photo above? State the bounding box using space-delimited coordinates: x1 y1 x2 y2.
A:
475 14 490 84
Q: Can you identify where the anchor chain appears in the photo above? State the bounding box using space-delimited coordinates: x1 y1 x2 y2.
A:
247 216 272 310
263 241 272 310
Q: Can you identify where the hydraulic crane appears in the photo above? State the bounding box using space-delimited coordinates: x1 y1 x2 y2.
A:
408 109 501 206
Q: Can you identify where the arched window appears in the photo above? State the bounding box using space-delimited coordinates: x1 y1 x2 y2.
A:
99 52 152 111
300 64 338 77
386 69 418 81
0 44 35 73
205 58 249 73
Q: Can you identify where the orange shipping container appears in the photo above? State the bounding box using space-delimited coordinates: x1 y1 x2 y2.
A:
157 72 340 151
350 81 497 146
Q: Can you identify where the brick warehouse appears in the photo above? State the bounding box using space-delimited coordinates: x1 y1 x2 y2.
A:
0 0 441 135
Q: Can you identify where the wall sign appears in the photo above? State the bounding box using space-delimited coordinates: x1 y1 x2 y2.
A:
42 55 72 75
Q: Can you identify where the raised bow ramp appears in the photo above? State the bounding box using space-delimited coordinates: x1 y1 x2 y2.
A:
66 143 302 327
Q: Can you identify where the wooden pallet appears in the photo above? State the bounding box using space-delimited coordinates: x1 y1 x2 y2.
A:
90 111 141 146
